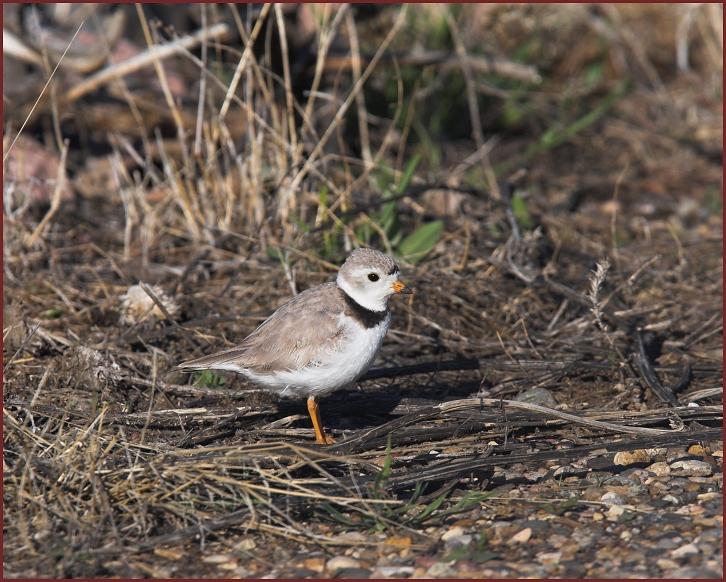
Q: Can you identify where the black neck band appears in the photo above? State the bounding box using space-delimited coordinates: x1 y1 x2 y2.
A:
341 290 388 329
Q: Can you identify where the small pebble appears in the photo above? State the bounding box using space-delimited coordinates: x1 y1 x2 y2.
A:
373 566 413 577
537 551 562 565
614 449 652 466
657 558 680 570
237 538 256 551
202 554 233 564
671 543 700 559
607 505 625 520
326 556 361 573
669 460 713 477
303 557 325 572
600 491 625 505
445 533 473 548
509 527 532 544
427 562 455 577
515 386 558 407
441 526 465 541
335 567 372 579
646 461 671 476
687 444 708 456
663 494 680 504
384 535 412 548
153 548 184 560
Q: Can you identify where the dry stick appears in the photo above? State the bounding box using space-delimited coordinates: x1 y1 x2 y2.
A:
300 4 348 147
219 3 272 121
138 283 182 329
436 398 674 436
31 5 66 153
273 4 299 167
4 20 85 162
3 323 40 373
345 10 373 170
445 9 484 150
66 22 229 103
634 330 680 406
25 141 69 248
323 50 541 84
450 137 499 181
287 5 408 196
334 396 675 453
154 129 200 239
609 162 629 271
175 29 332 208
686 387 723 402
193 4 209 158
3 28 44 66
19 6 125 73
386 428 722 489
227 3 274 105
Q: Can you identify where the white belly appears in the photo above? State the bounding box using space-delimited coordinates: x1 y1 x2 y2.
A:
243 313 391 398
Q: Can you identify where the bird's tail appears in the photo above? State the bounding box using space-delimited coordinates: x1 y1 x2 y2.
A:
177 347 248 373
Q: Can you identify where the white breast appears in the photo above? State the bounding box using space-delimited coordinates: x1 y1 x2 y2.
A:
244 312 391 398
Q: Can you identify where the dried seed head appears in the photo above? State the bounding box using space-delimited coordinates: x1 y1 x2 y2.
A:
119 283 179 325
588 258 611 330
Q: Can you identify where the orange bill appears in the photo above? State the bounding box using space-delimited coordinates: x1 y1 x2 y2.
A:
391 280 413 294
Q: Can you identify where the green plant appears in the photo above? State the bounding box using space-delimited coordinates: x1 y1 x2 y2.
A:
355 154 444 264
194 370 226 388
511 192 534 230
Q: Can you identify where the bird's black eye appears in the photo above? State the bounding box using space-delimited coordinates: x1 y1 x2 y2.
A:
367 273 379 282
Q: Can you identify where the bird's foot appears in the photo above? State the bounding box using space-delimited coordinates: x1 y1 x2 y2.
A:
315 433 336 445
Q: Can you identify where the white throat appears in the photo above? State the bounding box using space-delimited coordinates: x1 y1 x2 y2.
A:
337 273 387 312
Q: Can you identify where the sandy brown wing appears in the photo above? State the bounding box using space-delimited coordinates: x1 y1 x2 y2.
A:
177 283 347 374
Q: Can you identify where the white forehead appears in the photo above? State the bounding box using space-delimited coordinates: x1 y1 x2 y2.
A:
340 248 399 276
348 266 398 278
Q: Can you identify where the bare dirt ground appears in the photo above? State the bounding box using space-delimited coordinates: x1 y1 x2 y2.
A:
3 4 723 578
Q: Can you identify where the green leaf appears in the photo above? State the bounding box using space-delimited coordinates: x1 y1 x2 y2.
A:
374 434 394 491
503 99 524 127
378 200 398 238
194 370 226 388
443 545 469 563
356 223 371 246
374 165 394 194
320 503 358 526
406 489 449 524
318 185 329 210
512 193 534 230
585 61 604 88
266 246 283 261
42 307 63 319
396 153 421 194
398 220 443 263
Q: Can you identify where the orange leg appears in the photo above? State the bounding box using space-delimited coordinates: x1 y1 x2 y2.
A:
306 396 335 445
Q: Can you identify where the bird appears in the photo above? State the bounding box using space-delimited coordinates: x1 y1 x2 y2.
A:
178 248 412 444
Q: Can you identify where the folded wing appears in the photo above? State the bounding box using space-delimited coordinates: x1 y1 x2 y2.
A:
177 283 346 374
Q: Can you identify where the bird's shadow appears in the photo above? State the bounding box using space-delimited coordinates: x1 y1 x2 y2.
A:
276 377 482 431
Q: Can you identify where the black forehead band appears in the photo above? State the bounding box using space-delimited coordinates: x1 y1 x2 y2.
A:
388 265 399 275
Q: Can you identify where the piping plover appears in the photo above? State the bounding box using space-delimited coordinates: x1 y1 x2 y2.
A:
178 248 412 444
